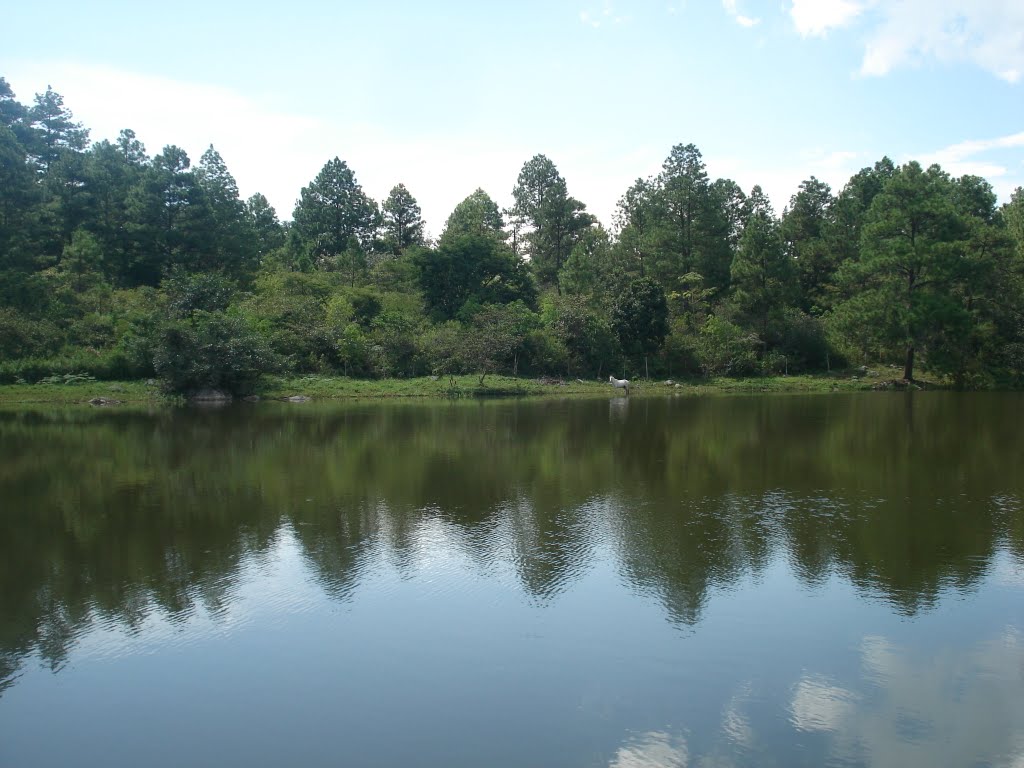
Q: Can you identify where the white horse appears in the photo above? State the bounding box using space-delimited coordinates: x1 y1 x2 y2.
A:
609 375 630 394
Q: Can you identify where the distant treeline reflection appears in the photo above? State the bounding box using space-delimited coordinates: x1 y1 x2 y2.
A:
1 395 1022 690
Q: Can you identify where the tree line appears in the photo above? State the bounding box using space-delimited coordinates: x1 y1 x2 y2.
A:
2 78 1023 392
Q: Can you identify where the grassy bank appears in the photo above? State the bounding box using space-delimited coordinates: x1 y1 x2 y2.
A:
0 369 928 406
0 379 163 406
257 372 894 400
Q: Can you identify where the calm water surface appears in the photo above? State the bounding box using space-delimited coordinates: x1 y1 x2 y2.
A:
0 393 1022 767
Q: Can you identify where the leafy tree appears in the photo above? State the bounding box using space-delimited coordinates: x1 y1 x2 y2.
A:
26 86 89 172
81 137 145 282
933 176 1021 385
59 228 104 293
0 306 60 359
510 154 561 248
0 125 40 271
442 188 505 241
832 162 964 380
652 144 732 291
782 177 834 313
710 178 748 254
381 183 424 254
196 145 255 276
511 154 594 292
613 146 734 295
367 305 424 377
1005 187 1024 259
125 145 216 284
730 186 793 341
560 225 624 300
292 157 379 264
0 78 26 129
825 157 897 276
547 294 619 377
611 277 669 377
45 144 93 249
244 193 285 260
153 310 277 395
162 267 237 317
116 128 147 165
414 233 535 321
464 302 538 383
696 316 760 377
613 177 658 277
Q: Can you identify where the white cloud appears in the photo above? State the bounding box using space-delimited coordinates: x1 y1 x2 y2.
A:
860 0 1024 82
610 730 689 767
722 0 760 28
787 1 1024 82
6 61 327 222
790 0 866 37
713 147 867 212
3 61 543 239
785 631 1024 767
790 675 859 732
917 131 1024 200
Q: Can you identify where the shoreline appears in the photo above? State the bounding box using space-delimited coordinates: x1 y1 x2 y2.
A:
0 372 939 407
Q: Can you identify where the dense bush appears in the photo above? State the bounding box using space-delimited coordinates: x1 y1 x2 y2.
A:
152 311 278 395
0 308 62 358
776 309 831 373
696 316 760 377
0 348 151 384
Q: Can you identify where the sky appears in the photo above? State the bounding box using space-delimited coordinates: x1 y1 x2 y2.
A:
4 0 1023 238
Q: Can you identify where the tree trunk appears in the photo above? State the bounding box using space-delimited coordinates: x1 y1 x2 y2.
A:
903 345 914 382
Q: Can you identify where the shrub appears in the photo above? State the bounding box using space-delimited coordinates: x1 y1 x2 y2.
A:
696 316 760 377
0 308 62 358
0 348 151 384
152 311 278 395
776 309 831 372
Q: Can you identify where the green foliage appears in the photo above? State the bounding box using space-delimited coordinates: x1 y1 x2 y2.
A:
510 154 595 291
152 311 277 395
415 233 536 321
612 277 669 367
782 177 835 314
547 295 619 377
26 86 89 172
730 186 793 341
441 189 506 242
381 183 425 254
368 309 423 377
336 324 371 377
0 347 149 384
163 268 237 317
240 269 344 371
0 307 61 358
292 157 379 264
776 309 831 372
696 316 760 377
0 78 1022 389
36 372 96 385
833 162 967 380
661 321 702 378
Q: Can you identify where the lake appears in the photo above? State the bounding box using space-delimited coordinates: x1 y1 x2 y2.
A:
0 393 1022 767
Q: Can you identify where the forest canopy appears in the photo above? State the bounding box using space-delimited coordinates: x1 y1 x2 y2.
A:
1 77 1023 393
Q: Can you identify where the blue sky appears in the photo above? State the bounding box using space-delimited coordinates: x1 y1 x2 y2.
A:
4 0 1022 236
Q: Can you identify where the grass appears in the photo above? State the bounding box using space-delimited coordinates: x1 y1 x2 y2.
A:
0 379 164 406
258 370 919 400
0 367 941 406
257 374 611 400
